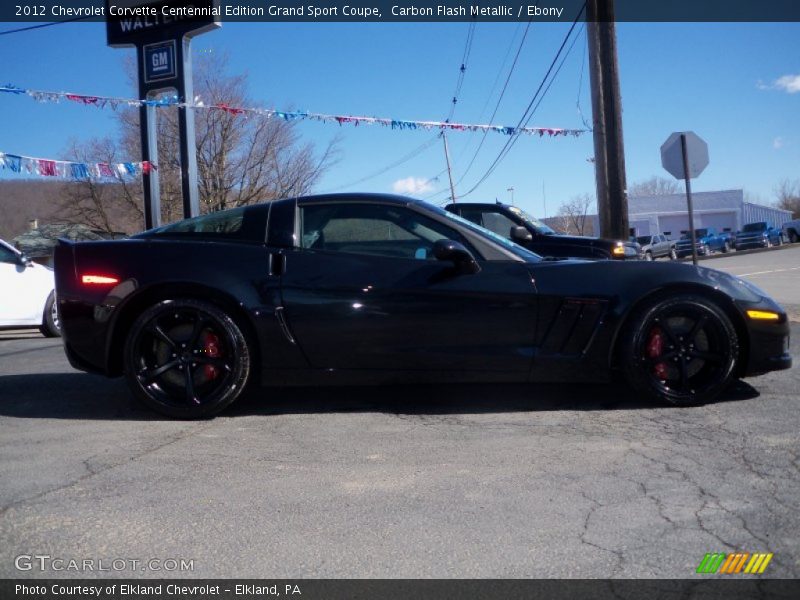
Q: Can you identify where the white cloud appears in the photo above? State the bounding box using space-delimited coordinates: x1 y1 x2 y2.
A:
392 176 434 195
759 74 800 94
773 137 784 150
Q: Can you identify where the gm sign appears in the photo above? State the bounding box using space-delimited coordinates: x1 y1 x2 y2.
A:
143 41 176 83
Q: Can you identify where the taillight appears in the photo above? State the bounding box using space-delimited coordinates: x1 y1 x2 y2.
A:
81 274 120 285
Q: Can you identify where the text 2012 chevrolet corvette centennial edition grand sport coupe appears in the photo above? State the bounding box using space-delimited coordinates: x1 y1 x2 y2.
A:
54 194 792 418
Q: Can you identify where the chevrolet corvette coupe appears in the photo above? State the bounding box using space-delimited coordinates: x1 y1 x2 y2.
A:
54 194 791 418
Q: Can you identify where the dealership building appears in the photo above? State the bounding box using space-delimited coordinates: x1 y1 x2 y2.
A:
587 189 792 240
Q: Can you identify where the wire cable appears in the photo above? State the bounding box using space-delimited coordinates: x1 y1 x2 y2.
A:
0 16 93 36
458 2 586 199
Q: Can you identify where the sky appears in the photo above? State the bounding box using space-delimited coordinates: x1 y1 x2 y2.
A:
1 18 798 220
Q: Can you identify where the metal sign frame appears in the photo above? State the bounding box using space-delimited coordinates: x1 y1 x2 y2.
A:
105 0 220 230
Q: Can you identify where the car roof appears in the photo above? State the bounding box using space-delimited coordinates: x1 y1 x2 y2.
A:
292 192 423 207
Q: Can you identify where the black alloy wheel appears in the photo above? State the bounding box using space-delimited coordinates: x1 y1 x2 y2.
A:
123 299 250 418
621 294 739 406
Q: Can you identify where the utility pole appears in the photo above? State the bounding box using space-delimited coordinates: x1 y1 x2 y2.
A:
442 132 457 202
586 0 629 240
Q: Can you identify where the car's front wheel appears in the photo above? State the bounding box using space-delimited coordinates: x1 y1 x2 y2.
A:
620 294 739 406
645 251 653 261
669 247 677 260
123 299 251 418
40 290 61 338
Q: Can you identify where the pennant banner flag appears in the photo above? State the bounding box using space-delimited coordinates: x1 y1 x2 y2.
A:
0 151 155 181
1 84 587 138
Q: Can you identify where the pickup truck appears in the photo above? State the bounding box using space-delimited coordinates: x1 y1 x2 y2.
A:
444 202 641 260
635 233 677 261
673 227 732 258
734 221 784 250
782 219 800 244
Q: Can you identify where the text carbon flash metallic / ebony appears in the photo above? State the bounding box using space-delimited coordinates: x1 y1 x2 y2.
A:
54 194 792 418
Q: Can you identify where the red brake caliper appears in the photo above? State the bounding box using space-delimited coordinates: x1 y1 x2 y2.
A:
646 327 669 379
203 332 221 381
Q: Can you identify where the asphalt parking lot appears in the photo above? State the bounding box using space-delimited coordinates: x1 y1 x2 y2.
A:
1 245 798 579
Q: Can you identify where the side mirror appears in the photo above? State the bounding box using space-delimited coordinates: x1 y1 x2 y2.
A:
510 226 533 242
433 239 481 274
16 253 31 266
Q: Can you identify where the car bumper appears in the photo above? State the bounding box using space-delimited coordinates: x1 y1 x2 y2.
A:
735 239 769 250
738 300 792 377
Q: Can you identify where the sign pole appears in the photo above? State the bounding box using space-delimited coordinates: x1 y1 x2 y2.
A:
136 45 161 230
680 133 698 266
177 37 200 219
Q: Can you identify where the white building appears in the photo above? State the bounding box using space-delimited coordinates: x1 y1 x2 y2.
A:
590 189 792 240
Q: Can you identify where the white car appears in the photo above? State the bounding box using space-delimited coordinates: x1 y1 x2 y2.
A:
0 238 60 337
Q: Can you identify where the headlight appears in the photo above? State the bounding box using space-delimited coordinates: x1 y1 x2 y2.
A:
737 277 769 299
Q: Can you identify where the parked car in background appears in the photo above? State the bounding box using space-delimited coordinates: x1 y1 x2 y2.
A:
0 238 60 337
445 202 641 260
781 219 800 244
674 227 732 258
734 222 783 250
635 234 676 261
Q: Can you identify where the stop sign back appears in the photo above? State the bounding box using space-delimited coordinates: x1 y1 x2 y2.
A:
661 131 709 180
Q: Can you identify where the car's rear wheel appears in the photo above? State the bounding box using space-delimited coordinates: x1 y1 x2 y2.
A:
620 294 739 406
40 291 61 338
123 299 250 418
789 230 799 244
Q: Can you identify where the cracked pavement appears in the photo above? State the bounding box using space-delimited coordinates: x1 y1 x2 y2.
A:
0 322 797 579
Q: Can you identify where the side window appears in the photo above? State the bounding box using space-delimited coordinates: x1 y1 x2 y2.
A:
480 211 519 240
299 203 476 260
0 244 19 264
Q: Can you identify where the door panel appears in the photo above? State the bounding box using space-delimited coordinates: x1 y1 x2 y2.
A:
280 250 538 373
0 262 49 324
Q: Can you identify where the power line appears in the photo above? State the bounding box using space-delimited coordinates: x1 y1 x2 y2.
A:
446 21 477 123
458 2 587 200
319 135 439 193
452 20 533 188
0 16 92 36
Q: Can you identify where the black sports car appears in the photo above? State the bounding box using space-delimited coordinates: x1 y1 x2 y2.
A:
54 193 791 418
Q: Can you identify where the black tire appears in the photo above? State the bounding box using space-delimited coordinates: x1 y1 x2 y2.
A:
790 230 799 244
722 240 731 253
40 290 61 338
645 251 653 261
669 247 678 261
620 294 739 406
123 299 250 419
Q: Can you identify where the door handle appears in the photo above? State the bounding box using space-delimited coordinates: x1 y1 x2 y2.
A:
268 252 286 276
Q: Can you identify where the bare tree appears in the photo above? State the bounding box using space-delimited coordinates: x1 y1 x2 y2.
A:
556 193 594 235
774 179 800 218
62 53 337 232
628 176 679 197
58 138 143 233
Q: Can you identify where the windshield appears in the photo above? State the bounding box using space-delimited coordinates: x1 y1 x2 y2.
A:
507 206 557 235
742 222 767 232
423 204 542 261
681 229 708 239
635 236 651 245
